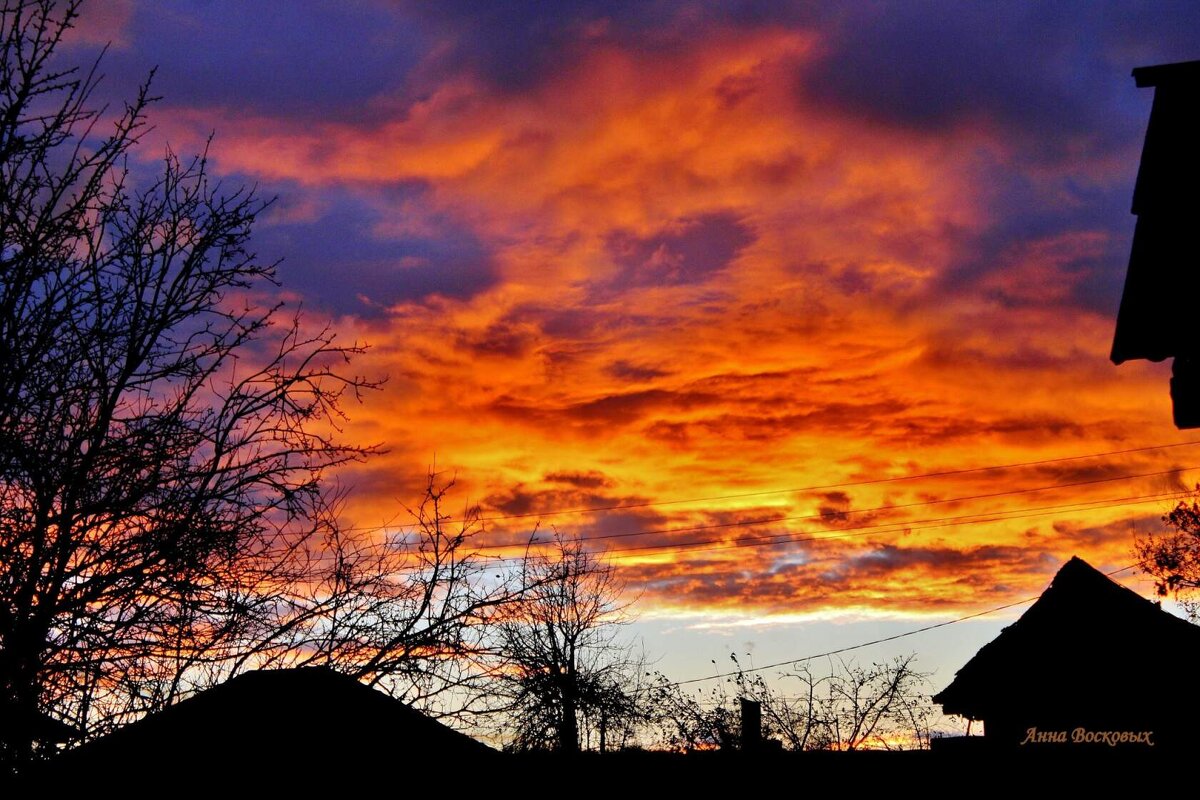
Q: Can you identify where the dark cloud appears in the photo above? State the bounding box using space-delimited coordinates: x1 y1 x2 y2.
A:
455 322 538 359
817 543 1055 589
568 388 720 425
78 1 426 122
798 2 1200 151
642 400 915 445
476 482 679 550
583 508 676 549
786 3 1200 328
878 413 1093 449
168 0 1188 173
917 340 1086 374
69 0 810 121
509 304 680 343
489 387 723 431
686 368 818 394
543 470 615 489
1022 459 1178 488
400 0 618 92
492 388 715 431
395 0 852 96
481 483 645 519
252 184 500 316
605 212 755 288
643 420 691 447
401 1 741 93
1048 518 1144 549
929 169 1135 314
605 360 672 382
816 490 852 526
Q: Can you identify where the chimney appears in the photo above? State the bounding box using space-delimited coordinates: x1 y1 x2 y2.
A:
740 698 762 752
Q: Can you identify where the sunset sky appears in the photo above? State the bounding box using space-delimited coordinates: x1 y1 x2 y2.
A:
68 1 1200 710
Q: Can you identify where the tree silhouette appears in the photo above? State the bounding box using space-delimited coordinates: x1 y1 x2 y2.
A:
0 0 384 765
497 529 644 752
647 653 933 752
278 471 535 722
1135 487 1200 621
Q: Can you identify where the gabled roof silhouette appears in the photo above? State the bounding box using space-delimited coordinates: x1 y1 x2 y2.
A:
56 667 495 780
933 556 1200 721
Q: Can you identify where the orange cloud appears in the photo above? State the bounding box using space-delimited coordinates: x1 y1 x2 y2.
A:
147 21 1185 622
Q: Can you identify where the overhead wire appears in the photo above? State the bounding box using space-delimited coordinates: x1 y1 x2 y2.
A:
301 487 1191 571
461 490 1186 566
601 490 1189 562
471 465 1198 556
462 440 1200 523
659 563 1142 688
335 442 1200 542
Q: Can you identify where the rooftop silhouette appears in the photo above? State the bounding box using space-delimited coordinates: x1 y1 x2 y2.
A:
53 667 496 783
1111 59 1200 427
934 556 1200 750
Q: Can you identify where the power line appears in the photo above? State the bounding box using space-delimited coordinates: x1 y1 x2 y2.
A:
468 441 1200 523
462 489 1185 568
303 488 1188 571
660 564 1141 688
475 465 1197 554
602 490 1188 562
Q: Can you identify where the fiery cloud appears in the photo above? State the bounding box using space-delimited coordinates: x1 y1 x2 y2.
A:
73 2 1200 627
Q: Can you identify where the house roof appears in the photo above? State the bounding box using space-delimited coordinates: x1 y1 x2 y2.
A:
1133 59 1200 88
0 707 80 743
56 667 495 779
933 556 1200 721
1110 59 1200 366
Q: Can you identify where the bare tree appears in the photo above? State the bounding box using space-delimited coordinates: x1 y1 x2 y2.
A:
0 2 591 770
644 669 740 752
0 0 386 765
647 652 933 752
740 661 834 751
496 529 645 752
1135 487 1200 621
820 655 932 750
252 472 533 722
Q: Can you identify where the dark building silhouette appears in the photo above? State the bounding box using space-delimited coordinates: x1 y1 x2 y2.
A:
0 707 78 757
933 556 1200 751
52 667 496 783
739 698 762 751
1111 59 1200 428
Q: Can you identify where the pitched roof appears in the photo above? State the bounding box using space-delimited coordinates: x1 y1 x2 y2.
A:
56 667 495 779
933 556 1200 720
